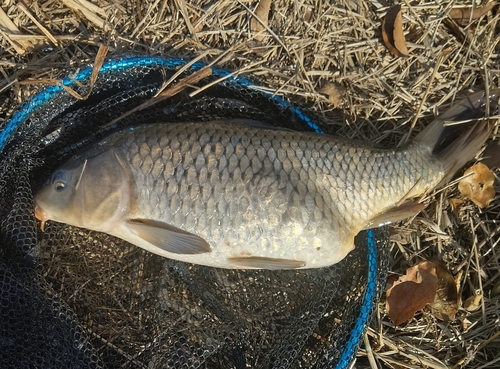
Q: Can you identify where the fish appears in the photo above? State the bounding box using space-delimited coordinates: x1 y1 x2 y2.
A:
34 90 499 269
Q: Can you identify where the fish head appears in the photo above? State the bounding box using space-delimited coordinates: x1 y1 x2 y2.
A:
34 149 131 232
34 166 78 231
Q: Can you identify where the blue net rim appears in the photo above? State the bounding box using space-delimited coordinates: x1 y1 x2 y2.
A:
0 55 382 368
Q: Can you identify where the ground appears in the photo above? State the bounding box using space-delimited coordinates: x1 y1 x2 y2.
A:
0 0 499 368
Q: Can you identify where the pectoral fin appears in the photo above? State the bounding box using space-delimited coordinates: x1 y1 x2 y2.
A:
126 219 211 254
364 201 427 229
227 256 306 269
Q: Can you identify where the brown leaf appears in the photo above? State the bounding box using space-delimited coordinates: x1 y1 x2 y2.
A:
458 163 496 208
449 198 464 213
386 261 438 326
428 262 458 321
381 5 409 57
318 81 347 108
449 2 497 26
463 290 482 312
250 0 272 42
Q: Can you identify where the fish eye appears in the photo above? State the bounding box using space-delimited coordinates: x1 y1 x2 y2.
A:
51 170 70 192
54 182 66 191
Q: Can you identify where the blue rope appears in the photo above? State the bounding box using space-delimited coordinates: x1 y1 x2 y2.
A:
0 56 321 152
334 229 378 369
0 56 379 368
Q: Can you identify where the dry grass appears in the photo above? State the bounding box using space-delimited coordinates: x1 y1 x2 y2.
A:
1 0 499 368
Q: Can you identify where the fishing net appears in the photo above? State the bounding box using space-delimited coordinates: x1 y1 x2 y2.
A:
0 56 390 369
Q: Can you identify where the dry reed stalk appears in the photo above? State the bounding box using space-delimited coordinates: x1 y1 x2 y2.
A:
0 0 499 368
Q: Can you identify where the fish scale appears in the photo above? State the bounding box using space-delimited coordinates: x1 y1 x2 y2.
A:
113 122 430 265
34 89 498 269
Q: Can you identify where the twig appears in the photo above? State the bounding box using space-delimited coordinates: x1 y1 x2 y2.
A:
18 1 59 47
364 332 379 369
18 45 108 100
104 66 212 128
407 53 444 138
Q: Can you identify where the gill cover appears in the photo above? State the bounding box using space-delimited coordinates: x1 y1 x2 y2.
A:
34 149 131 232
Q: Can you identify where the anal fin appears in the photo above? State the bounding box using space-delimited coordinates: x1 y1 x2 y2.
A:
227 256 306 270
126 219 211 254
364 201 427 229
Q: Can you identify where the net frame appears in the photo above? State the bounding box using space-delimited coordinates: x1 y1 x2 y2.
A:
0 56 390 369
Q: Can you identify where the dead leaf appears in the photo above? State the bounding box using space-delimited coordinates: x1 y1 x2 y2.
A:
250 0 272 42
458 163 495 208
386 261 458 325
381 5 409 57
463 290 482 312
386 261 438 326
428 262 458 321
318 81 347 108
449 2 497 26
449 198 464 215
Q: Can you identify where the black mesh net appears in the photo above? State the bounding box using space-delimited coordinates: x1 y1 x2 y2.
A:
0 56 390 369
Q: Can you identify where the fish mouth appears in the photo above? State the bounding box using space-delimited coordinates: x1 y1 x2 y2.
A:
34 203 49 232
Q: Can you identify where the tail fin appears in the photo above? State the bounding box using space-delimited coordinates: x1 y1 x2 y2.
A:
415 89 500 183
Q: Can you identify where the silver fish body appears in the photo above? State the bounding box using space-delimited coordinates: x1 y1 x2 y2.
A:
34 90 499 269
